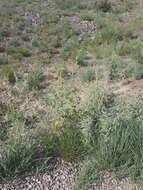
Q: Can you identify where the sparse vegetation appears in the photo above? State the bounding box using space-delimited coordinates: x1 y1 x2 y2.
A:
0 0 143 189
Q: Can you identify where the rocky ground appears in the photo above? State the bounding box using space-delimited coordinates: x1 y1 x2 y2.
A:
0 158 77 190
0 158 142 190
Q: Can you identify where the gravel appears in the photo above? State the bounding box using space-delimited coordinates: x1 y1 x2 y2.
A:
0 158 77 190
0 160 142 190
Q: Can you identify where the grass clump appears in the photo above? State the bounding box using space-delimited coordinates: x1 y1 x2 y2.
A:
27 70 44 90
10 38 21 47
0 126 39 180
42 85 87 162
95 0 112 12
81 67 95 82
31 37 40 48
1 66 16 84
56 63 70 78
109 56 143 80
40 125 87 162
41 59 51 65
0 103 9 141
39 43 49 53
54 0 82 10
60 36 79 60
91 95 143 181
76 159 98 190
0 55 8 65
7 47 31 58
76 49 86 66
44 84 78 118
58 126 87 162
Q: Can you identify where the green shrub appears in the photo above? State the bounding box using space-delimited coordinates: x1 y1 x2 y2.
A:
27 70 44 90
